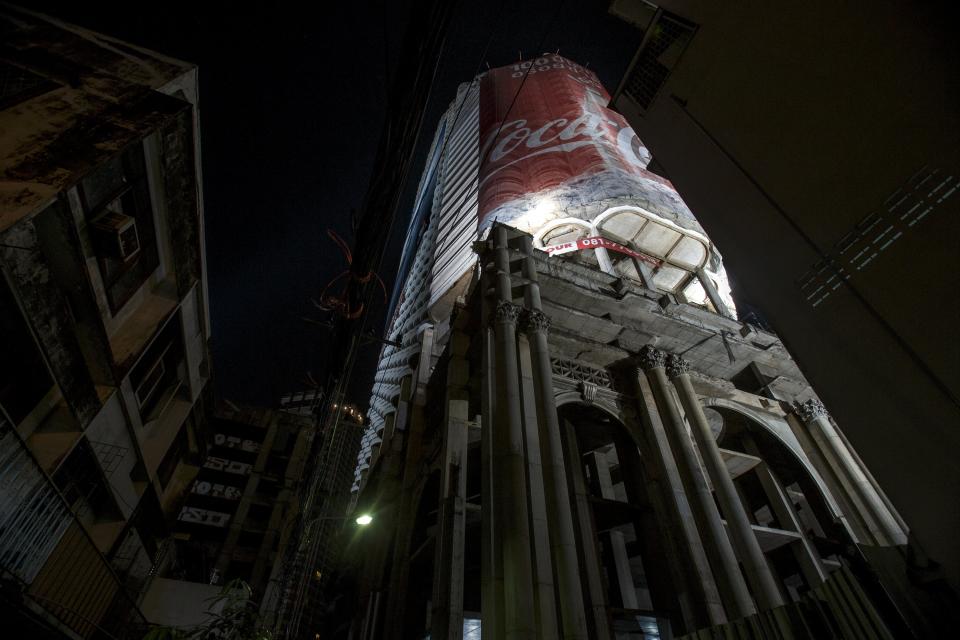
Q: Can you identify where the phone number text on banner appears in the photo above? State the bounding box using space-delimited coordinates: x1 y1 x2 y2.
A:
544 236 661 268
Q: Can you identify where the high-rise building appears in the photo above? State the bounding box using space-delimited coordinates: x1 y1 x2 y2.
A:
1 6 210 637
268 396 365 640
606 0 960 594
347 55 944 638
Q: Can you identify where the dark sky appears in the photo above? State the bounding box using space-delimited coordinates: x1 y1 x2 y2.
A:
22 1 642 406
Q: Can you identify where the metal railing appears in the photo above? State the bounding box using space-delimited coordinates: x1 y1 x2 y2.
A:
1 410 147 639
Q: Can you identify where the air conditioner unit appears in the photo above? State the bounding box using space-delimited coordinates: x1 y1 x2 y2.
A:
91 211 140 260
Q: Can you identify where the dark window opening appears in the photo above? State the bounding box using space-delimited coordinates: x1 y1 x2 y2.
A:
128 314 185 423
224 560 253 584
0 278 53 424
237 529 265 549
156 423 189 489
244 503 272 531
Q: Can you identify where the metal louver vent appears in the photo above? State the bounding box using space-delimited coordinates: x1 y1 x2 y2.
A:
623 13 696 111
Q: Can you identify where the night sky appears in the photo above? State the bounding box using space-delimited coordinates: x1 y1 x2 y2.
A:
21 1 642 406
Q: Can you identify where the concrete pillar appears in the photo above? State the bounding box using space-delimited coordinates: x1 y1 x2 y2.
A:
517 336 559 638
742 434 827 588
630 369 727 628
667 354 785 611
638 346 756 619
489 226 536 639
521 318 589 638
479 322 503 640
585 451 641 611
560 418 613 639
431 331 470 639
696 268 733 319
796 399 906 546
627 241 658 291
518 234 587 639
608 529 641 610
589 224 616 275
382 370 428 640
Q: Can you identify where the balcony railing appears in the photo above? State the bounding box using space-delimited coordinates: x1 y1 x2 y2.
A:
1 411 147 639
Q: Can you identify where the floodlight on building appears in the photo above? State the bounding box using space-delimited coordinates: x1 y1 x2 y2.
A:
355 514 373 526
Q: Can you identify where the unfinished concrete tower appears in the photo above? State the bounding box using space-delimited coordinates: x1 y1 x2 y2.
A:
347 56 934 639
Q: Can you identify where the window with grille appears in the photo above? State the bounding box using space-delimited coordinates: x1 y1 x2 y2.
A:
623 11 696 111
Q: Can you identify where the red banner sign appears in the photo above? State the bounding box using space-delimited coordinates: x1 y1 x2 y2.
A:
478 55 652 223
544 236 661 267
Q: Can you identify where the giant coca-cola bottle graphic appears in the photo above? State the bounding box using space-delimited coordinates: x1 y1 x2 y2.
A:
478 55 654 227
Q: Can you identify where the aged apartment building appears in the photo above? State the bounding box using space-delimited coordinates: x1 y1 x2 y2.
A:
0 8 210 637
347 55 944 638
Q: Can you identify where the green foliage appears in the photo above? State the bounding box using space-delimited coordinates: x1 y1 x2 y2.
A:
141 579 273 640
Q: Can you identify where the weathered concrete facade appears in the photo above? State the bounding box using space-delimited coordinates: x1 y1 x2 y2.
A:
0 7 211 637
349 224 924 637
345 54 944 638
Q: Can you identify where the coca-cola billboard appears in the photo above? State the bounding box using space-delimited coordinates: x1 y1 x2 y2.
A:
478 55 652 224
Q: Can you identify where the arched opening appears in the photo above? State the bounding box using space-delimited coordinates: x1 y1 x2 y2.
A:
559 402 675 639
707 406 848 603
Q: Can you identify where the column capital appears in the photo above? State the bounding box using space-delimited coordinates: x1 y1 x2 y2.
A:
521 309 551 334
493 300 522 326
795 398 828 423
637 345 666 371
666 354 691 379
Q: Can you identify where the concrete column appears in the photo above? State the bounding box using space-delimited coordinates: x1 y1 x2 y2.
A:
742 434 827 588
638 346 756 619
796 399 906 546
696 268 733 319
609 529 641 609
668 354 785 611
518 234 587 639
522 312 589 639
431 331 470 639
627 241 658 291
585 451 641 611
382 370 429 640
630 369 726 628
489 226 536 639
560 418 613 639
589 224 616 275
479 321 503 640
517 335 559 638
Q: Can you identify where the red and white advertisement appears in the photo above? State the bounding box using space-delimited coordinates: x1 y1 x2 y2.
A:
545 236 661 267
478 55 652 223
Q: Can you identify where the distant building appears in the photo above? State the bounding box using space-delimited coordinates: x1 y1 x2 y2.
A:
142 401 312 628
345 54 943 638
0 5 210 637
267 397 364 640
279 389 325 417
607 0 960 596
